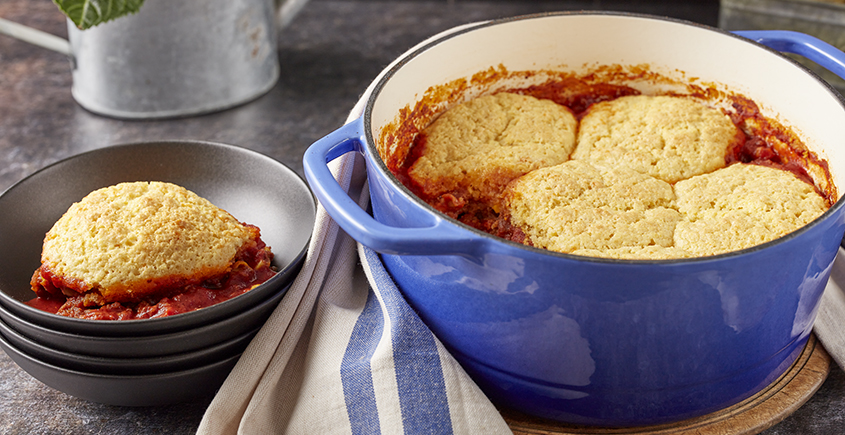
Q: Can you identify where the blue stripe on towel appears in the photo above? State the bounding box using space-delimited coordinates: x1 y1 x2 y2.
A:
341 290 384 435
363 248 454 435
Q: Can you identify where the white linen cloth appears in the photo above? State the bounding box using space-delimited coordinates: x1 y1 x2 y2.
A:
197 23 512 435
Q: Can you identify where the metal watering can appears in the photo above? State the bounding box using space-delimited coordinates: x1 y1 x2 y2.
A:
0 0 309 119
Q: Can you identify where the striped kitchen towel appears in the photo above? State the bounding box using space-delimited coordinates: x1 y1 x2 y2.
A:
196 21 511 434
195 138 510 435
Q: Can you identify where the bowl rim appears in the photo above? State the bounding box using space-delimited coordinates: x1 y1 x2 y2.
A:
362 10 845 265
0 140 314 334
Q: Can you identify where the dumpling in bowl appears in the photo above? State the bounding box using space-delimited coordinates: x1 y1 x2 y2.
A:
29 181 276 320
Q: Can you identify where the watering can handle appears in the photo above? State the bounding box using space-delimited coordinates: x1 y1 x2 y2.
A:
276 0 311 29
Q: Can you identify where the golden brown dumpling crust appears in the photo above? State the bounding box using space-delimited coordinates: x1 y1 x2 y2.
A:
398 91 830 260
409 92 578 206
674 163 827 257
39 181 253 303
505 160 681 257
573 95 742 183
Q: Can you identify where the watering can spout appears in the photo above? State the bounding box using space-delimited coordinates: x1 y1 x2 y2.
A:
0 17 72 57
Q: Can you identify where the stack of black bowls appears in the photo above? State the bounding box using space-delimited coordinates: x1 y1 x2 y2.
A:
0 141 315 406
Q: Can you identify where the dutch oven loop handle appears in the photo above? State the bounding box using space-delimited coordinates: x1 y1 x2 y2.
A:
303 119 481 257
735 30 845 81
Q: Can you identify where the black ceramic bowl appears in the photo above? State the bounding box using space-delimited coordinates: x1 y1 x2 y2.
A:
0 330 240 406
0 281 290 358
0 141 315 336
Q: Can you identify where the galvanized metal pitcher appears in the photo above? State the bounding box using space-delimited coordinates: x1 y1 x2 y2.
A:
0 0 309 119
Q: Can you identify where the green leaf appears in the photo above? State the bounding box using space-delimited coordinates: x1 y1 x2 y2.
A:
53 0 146 30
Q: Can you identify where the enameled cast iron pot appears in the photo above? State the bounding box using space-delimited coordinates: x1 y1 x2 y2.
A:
303 13 845 426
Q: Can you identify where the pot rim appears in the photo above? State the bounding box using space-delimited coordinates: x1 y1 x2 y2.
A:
362 10 845 265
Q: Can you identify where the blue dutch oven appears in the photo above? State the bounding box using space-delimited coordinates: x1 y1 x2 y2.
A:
304 12 845 426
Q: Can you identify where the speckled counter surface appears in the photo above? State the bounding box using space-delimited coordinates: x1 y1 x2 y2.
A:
0 0 843 433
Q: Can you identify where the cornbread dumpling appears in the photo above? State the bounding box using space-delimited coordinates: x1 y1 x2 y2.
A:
505 160 681 256
409 92 578 206
573 95 743 183
38 181 254 303
674 163 827 256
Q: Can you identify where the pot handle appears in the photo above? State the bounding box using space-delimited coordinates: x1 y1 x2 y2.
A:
303 119 483 257
734 30 845 81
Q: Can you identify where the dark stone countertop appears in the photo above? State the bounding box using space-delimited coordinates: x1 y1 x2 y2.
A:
0 0 843 433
